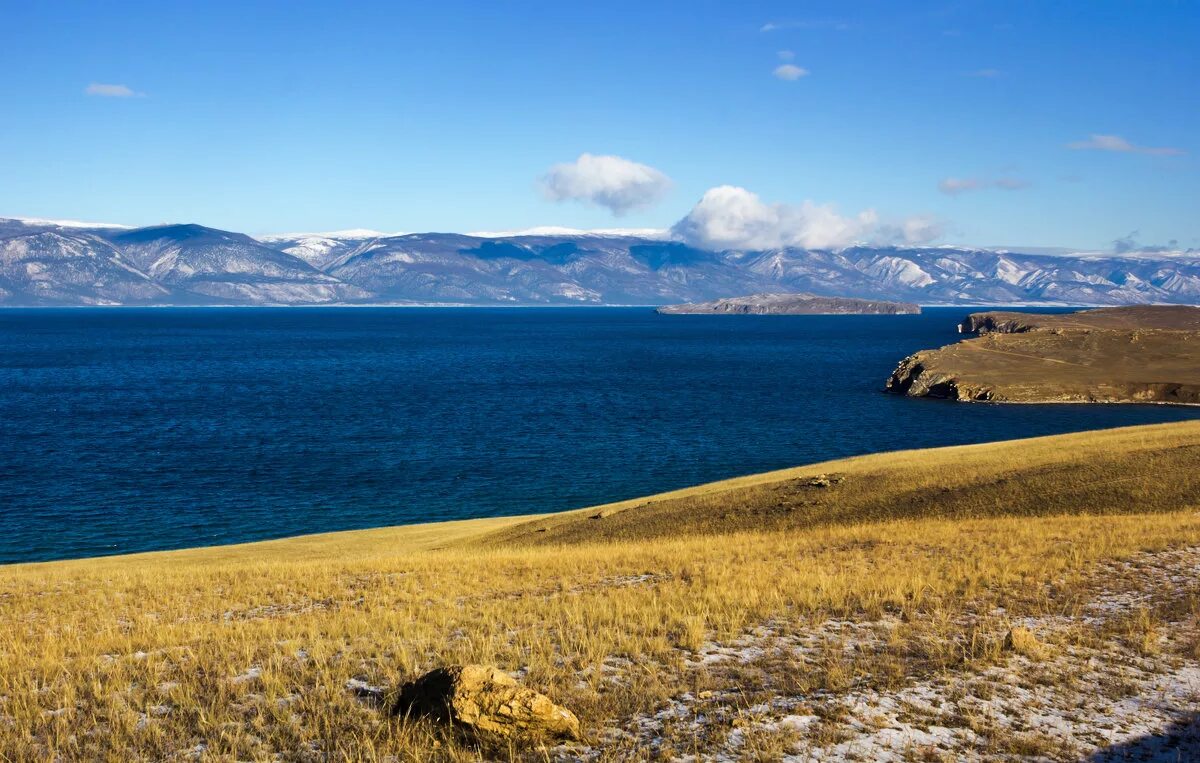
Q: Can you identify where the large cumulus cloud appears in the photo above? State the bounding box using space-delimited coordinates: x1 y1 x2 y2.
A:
670 185 940 250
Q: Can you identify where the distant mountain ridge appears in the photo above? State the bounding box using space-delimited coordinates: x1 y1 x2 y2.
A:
2 216 1200 307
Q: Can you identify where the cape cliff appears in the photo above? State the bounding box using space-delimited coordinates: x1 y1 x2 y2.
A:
887 305 1200 405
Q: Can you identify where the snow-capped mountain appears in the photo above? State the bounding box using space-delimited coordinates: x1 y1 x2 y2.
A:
103 224 369 304
257 230 398 270
0 222 172 305
2 216 1198 306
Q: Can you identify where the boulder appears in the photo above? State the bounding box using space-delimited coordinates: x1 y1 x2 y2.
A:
392 664 581 741
1003 627 1047 659
806 474 845 488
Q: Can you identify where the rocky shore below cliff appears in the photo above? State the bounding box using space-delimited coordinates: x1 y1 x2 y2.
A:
887 305 1200 405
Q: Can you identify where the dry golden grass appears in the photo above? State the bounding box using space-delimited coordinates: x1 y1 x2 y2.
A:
488 419 1200 545
0 421 1198 760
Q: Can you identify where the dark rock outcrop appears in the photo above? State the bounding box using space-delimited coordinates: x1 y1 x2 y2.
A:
885 354 995 401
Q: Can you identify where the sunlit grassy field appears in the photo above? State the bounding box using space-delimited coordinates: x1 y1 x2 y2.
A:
2 421 1198 760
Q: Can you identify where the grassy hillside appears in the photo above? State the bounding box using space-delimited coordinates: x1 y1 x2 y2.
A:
965 304 1200 333
488 420 1200 546
2 422 1199 760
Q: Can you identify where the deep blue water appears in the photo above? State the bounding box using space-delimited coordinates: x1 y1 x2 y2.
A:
2 307 1198 564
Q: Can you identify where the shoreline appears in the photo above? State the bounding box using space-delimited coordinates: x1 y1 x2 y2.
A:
0 301 1158 310
7 419 1199 570
887 385 1200 408
899 395 1200 408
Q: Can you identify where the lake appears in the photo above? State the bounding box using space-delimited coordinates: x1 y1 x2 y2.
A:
2 306 1197 564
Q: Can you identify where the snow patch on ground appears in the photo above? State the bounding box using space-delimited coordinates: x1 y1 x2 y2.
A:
567 546 1200 761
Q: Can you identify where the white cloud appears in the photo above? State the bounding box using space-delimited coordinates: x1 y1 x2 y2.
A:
899 216 944 245
1066 134 1184 156
777 50 795 60
85 83 143 98
539 153 672 215
992 177 1029 190
761 20 850 32
966 68 1001 78
670 185 939 250
938 177 982 195
773 64 809 81
938 176 1030 195
869 216 945 247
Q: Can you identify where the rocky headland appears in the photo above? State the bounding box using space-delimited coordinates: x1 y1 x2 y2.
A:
887 304 1200 404
959 304 1200 335
657 293 921 315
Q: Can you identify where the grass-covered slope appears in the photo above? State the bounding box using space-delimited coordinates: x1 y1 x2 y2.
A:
486 420 1200 546
1 422 1198 760
963 304 1200 333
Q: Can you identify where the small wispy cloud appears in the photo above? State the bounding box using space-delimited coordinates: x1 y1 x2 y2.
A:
938 178 982 194
966 68 1001 78
992 177 1030 190
1112 230 1183 254
761 19 850 33
1067 134 1184 156
938 176 1030 195
777 50 795 60
773 64 809 81
871 215 944 247
539 153 672 216
85 83 144 98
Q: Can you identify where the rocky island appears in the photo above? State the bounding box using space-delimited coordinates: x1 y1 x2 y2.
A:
887 305 1200 404
657 293 921 315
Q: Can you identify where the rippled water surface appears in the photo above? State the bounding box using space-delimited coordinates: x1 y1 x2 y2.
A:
2 306 1197 563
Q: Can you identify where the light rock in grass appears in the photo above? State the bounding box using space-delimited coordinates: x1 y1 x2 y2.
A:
1004 626 1047 659
392 664 581 741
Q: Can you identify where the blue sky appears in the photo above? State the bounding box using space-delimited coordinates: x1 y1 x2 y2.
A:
0 0 1196 250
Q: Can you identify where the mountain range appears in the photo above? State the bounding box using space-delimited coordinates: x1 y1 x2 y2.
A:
3 217 1199 307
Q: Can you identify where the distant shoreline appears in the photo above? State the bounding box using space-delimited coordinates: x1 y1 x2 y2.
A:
0 301 1108 310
